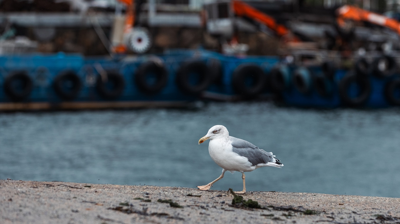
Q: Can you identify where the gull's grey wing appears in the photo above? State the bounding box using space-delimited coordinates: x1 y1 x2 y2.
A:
230 136 277 166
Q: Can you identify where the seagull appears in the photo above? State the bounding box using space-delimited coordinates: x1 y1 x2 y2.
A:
198 125 283 194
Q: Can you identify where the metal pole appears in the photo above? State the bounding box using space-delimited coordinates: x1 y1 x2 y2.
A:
149 0 156 26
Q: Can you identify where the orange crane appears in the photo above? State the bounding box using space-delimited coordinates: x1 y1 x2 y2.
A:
112 0 151 54
231 2 400 44
113 0 135 53
226 0 300 44
336 5 400 36
232 0 290 38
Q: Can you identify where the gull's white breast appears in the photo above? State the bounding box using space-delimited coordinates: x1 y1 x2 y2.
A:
208 138 253 172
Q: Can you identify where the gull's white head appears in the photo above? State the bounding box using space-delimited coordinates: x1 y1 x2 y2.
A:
198 125 229 144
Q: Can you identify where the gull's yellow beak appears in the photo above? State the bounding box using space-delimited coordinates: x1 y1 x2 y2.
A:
198 136 210 144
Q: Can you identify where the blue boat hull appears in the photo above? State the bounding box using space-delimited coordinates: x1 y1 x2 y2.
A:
0 50 398 109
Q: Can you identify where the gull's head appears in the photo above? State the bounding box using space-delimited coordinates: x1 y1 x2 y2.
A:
198 125 229 144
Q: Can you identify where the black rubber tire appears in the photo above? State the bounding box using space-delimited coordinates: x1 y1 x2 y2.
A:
232 64 266 98
314 75 333 98
96 71 125 99
372 55 397 78
293 67 313 94
354 57 370 77
339 73 371 107
53 71 82 101
384 78 400 106
208 59 223 85
269 65 290 92
135 61 168 94
176 60 211 95
4 71 33 102
321 61 335 79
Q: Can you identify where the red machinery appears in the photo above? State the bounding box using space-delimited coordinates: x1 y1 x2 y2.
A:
112 0 151 54
336 5 400 36
203 0 301 53
232 0 290 39
112 0 135 53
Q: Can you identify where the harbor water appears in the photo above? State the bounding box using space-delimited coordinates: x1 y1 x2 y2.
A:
1 103 400 198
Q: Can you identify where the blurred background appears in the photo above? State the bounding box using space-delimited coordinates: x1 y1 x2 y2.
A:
0 0 399 55
1 0 400 198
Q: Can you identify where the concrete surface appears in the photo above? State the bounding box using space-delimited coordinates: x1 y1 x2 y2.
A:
1 180 400 224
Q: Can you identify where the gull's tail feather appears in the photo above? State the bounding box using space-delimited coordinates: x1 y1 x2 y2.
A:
263 162 284 168
275 158 283 165
258 156 284 168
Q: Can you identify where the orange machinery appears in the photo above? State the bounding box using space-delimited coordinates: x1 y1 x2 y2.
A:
336 5 400 36
111 0 151 54
117 0 300 53
230 2 400 42
232 0 290 39
112 0 135 53
203 0 300 46
233 2 400 42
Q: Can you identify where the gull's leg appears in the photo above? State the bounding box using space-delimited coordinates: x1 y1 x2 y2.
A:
235 172 246 194
198 169 226 191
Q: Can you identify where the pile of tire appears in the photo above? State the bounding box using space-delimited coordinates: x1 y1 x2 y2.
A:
268 61 336 99
176 60 269 99
339 55 399 106
267 56 400 108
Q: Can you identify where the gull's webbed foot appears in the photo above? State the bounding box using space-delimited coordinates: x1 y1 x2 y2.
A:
234 190 246 194
197 185 212 191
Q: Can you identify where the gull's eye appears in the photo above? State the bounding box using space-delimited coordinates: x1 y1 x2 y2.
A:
212 129 219 134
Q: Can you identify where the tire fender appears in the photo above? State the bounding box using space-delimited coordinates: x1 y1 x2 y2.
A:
135 60 168 94
4 71 33 102
232 64 266 98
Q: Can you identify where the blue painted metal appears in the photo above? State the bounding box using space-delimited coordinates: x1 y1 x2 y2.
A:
0 49 398 108
280 67 344 108
204 51 280 95
279 66 400 108
83 55 197 102
0 53 83 103
365 75 392 108
0 51 205 103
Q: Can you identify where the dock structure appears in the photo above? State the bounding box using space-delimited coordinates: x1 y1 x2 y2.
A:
0 11 201 28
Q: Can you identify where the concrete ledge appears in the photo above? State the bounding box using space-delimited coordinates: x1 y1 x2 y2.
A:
1 180 399 223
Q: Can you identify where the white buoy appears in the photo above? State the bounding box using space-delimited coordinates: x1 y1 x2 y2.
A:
125 27 152 54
